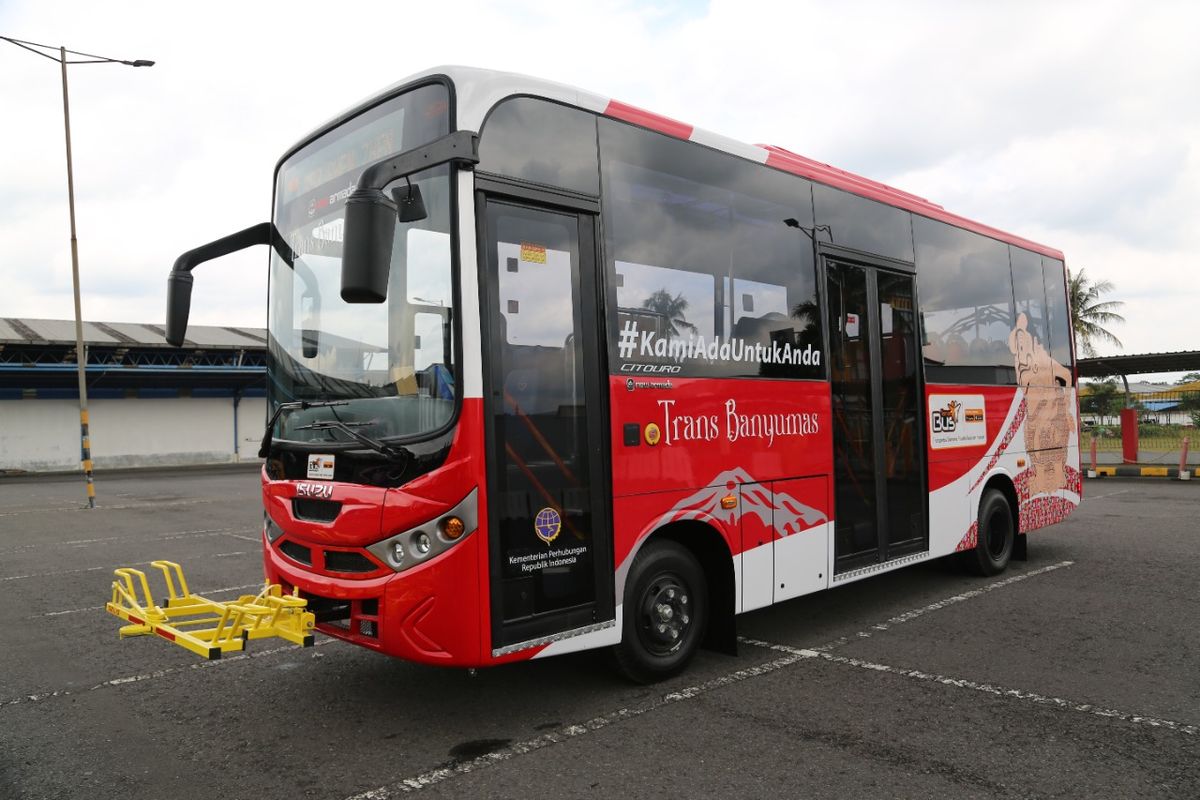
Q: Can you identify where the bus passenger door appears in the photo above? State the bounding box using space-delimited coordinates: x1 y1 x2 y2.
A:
480 197 614 654
826 259 927 574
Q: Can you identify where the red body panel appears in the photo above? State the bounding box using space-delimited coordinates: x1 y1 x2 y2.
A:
926 385 1020 492
608 376 834 568
262 398 492 666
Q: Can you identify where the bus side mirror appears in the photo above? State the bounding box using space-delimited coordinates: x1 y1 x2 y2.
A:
341 188 396 303
165 222 285 346
166 270 194 347
342 130 480 304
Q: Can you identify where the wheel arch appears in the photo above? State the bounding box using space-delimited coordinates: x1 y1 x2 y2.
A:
630 519 738 656
980 471 1027 561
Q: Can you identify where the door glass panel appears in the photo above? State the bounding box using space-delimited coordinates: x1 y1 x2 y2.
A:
828 262 879 563
877 272 925 548
487 203 596 625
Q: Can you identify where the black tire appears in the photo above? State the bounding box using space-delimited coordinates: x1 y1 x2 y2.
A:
613 540 708 684
967 488 1015 576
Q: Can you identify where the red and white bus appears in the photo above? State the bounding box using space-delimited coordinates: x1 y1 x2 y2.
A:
167 67 1081 681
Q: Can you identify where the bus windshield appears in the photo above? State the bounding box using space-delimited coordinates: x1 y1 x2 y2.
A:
267 83 456 445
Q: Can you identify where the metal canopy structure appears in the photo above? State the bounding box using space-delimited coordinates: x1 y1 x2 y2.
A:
0 317 267 397
1078 351 1200 378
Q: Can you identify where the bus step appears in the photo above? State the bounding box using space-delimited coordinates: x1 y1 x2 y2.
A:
105 560 316 660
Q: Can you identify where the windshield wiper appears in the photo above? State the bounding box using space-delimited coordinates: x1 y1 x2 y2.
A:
258 400 348 458
293 419 410 463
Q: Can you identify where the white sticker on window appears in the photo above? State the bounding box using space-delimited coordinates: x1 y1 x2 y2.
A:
306 454 336 480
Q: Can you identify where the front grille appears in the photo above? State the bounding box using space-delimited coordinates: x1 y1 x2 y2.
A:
303 593 380 640
306 594 351 624
324 550 378 573
279 540 312 566
293 498 342 522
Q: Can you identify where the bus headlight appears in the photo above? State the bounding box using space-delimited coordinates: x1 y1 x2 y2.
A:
365 487 478 574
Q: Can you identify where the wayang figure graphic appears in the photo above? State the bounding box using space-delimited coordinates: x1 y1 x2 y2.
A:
1008 313 1073 496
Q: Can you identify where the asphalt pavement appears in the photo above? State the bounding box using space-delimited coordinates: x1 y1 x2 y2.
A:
0 469 1197 799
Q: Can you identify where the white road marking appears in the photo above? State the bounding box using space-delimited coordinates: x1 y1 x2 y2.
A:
342 651 812 798
0 639 339 710
36 582 266 618
0 552 247 582
741 639 1199 737
0 498 221 518
342 562 1079 796
0 527 249 555
1085 489 1132 500
814 560 1075 651
0 565 107 582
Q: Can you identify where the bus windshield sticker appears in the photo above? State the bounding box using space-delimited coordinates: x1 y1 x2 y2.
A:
306 454 336 480
928 395 987 449
519 242 547 263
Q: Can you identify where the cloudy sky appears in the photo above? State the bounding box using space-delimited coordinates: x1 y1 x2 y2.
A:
1 0 1196 378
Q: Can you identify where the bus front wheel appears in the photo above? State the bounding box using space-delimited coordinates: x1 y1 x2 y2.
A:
613 540 708 683
967 488 1015 576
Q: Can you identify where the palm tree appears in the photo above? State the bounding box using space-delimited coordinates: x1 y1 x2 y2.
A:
641 289 697 339
1068 268 1125 357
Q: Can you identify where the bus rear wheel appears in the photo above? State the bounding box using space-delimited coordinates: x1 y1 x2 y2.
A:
613 540 707 684
967 488 1015 576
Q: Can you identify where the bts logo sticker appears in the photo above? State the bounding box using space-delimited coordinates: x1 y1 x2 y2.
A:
534 507 562 544
929 395 986 449
932 400 962 433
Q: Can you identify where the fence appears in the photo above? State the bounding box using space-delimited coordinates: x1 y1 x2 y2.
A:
1081 388 1199 466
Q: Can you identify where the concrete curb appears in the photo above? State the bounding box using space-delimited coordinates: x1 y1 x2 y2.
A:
1086 465 1194 479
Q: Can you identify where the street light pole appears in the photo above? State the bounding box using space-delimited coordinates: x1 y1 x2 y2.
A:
58 46 96 508
2 36 153 508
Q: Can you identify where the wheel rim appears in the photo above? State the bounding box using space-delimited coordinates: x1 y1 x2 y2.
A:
985 504 1012 560
636 572 692 657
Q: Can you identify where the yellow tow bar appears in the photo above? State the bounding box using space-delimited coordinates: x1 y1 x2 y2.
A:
106 560 315 660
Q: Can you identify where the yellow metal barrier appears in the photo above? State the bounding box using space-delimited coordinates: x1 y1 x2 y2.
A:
105 561 315 660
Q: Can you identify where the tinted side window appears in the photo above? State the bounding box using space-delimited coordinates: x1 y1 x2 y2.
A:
1042 258 1073 373
914 216 1016 384
1009 246 1050 352
813 183 914 263
478 97 599 195
599 119 821 379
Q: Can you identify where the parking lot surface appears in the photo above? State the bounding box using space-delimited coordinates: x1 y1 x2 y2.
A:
1 469 1197 799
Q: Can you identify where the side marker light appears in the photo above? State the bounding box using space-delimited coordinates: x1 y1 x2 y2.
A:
442 516 465 540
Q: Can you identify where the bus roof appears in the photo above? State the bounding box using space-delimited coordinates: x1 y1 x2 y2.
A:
295 65 1065 261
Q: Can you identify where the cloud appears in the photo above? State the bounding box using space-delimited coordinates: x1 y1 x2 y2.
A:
0 0 1195 371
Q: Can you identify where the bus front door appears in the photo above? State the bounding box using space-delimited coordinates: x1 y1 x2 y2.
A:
480 197 614 654
826 259 927 574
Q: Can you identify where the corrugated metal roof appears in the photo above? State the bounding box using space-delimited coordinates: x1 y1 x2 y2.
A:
0 318 267 349
1078 351 1200 378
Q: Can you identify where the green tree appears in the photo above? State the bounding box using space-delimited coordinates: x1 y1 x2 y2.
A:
641 289 697 339
1175 372 1200 385
1180 390 1200 428
1081 379 1122 425
1068 268 1125 357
